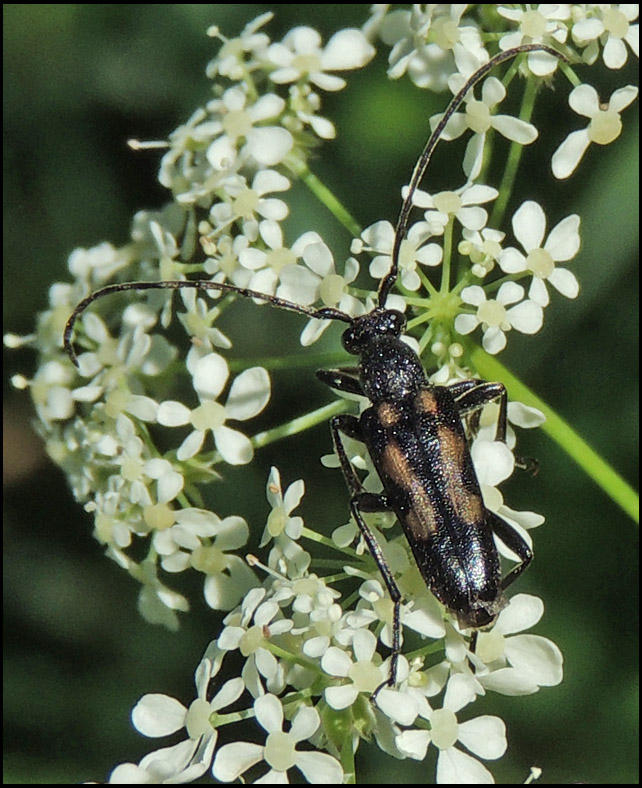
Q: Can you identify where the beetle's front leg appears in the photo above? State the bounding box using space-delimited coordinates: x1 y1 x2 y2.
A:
329 415 402 698
316 367 363 397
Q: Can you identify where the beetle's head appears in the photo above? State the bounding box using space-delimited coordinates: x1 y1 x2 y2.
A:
341 308 406 356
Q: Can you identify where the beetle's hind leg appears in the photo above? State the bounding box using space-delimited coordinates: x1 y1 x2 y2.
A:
329 414 402 700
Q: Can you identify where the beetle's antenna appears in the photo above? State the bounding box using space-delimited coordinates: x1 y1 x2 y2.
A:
64 279 351 367
377 43 567 307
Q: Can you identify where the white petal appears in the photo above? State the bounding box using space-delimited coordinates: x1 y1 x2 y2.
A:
482 326 506 355
457 206 487 231
548 267 579 298
246 127 293 166
324 684 359 710
289 705 320 742
506 301 543 334
193 353 229 399
569 83 599 117
527 50 559 76
253 168 290 196
443 673 476 713
492 114 538 144
396 729 431 760
481 76 505 107
460 284 486 306
461 184 498 206
211 677 246 712
498 247 526 274
552 129 591 179
437 747 495 784
321 646 352 678
608 84 639 112
156 400 191 427
528 277 550 308
321 29 375 70
157 471 184 504
454 314 479 335
212 741 264 782
545 214 580 261
214 425 253 465
603 36 628 69
131 694 186 737
296 750 344 784
458 715 507 759
176 429 205 461
479 667 540 695
207 136 237 170
512 200 546 252
284 26 321 54
376 688 418 725
277 264 320 305
497 593 544 634
255 693 283 733
249 93 286 122
472 441 514 487
504 634 564 686
225 367 271 421
496 280 524 306
462 131 484 179
311 72 347 91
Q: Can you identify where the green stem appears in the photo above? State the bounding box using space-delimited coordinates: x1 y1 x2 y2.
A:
469 346 639 523
490 76 539 230
228 350 349 373
286 158 363 239
251 400 351 451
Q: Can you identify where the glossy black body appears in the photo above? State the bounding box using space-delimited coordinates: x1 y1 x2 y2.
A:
321 308 521 629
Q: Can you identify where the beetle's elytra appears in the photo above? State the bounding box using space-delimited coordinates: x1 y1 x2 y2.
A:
64 43 565 691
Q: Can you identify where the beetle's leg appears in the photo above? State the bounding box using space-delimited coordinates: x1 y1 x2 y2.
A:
316 367 363 397
450 381 539 475
487 511 533 589
330 415 402 698
450 380 508 443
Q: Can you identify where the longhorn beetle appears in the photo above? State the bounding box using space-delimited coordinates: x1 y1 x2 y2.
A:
64 44 565 692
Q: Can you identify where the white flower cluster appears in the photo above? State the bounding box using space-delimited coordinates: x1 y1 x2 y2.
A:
6 5 638 784
103 465 562 785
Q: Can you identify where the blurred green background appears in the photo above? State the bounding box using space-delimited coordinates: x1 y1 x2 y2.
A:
3 4 638 784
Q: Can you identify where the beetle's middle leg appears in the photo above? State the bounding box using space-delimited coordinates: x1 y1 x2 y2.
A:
329 414 402 698
449 380 538 474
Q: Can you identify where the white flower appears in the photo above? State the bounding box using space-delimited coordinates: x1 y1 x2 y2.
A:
455 282 543 354
459 227 505 278
433 75 538 179
473 594 564 695
156 352 270 464
359 219 442 292
498 5 570 75
499 200 580 306
213 694 343 783
108 656 243 783
218 587 293 696
396 673 507 783
410 183 499 234
266 26 375 91
261 466 305 546
321 628 388 710
238 220 322 297
378 5 488 91
552 83 639 178
206 87 293 170
571 4 639 69
276 240 364 345
207 12 273 80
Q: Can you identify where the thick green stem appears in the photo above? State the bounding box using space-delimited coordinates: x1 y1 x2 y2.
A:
251 400 351 451
470 346 639 523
